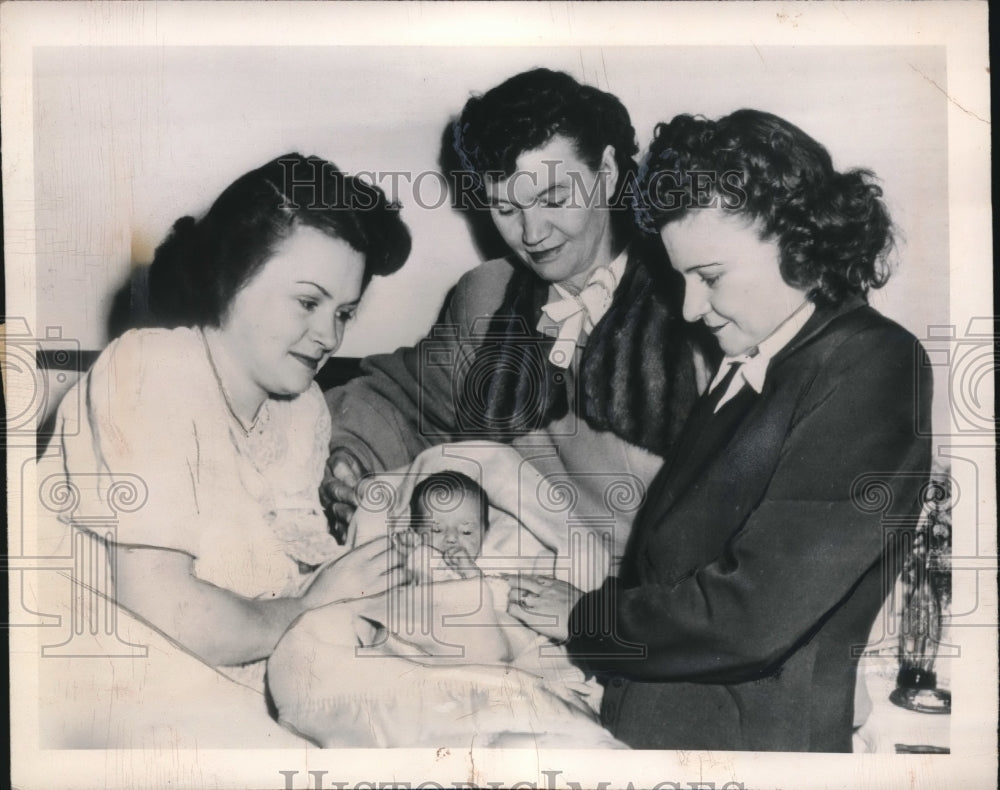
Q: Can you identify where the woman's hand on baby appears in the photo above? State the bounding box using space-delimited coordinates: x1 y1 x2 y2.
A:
320 447 369 542
504 574 584 642
301 536 410 609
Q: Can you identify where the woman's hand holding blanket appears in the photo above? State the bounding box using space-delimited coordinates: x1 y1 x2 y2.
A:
506 574 584 643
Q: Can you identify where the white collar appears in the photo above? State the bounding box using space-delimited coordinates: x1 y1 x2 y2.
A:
709 300 815 401
549 248 629 302
537 248 630 369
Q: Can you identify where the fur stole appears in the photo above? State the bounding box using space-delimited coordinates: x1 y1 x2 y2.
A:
455 245 705 456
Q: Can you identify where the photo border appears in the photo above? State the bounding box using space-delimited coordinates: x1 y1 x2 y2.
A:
4 3 993 789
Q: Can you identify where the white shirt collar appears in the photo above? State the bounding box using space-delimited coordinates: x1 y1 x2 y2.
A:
550 247 629 302
709 300 815 408
537 248 630 368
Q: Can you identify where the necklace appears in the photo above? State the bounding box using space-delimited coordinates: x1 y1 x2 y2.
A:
200 329 263 436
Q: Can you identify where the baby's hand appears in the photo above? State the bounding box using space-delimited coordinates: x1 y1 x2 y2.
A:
401 539 436 585
392 530 423 554
442 546 481 580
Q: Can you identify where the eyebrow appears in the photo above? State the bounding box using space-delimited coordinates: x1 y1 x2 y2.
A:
294 283 360 311
491 183 566 209
296 280 332 298
677 262 724 275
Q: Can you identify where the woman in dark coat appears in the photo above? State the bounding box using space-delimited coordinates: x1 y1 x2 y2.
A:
507 109 933 752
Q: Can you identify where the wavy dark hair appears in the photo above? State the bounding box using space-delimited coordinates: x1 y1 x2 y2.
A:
409 471 490 532
637 109 894 306
148 153 411 327
452 68 640 246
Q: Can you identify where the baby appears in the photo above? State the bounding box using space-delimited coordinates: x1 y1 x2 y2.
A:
267 468 607 746
344 470 521 665
399 471 489 583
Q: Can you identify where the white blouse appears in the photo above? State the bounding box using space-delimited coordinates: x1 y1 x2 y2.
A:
57 327 344 601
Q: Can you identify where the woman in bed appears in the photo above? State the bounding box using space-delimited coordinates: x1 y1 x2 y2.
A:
507 109 933 752
55 153 411 690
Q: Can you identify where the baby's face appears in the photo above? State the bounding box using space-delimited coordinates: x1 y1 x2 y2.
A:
416 498 485 559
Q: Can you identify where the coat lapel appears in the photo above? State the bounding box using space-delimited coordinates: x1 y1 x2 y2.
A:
639 297 868 526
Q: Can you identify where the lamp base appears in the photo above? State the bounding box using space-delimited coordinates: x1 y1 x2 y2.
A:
890 686 951 714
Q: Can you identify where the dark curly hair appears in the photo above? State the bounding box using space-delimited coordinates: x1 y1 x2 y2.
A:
637 109 894 306
409 471 490 532
148 153 411 327
452 68 640 245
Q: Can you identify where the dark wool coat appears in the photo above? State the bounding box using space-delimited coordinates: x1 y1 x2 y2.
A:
565 297 933 752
